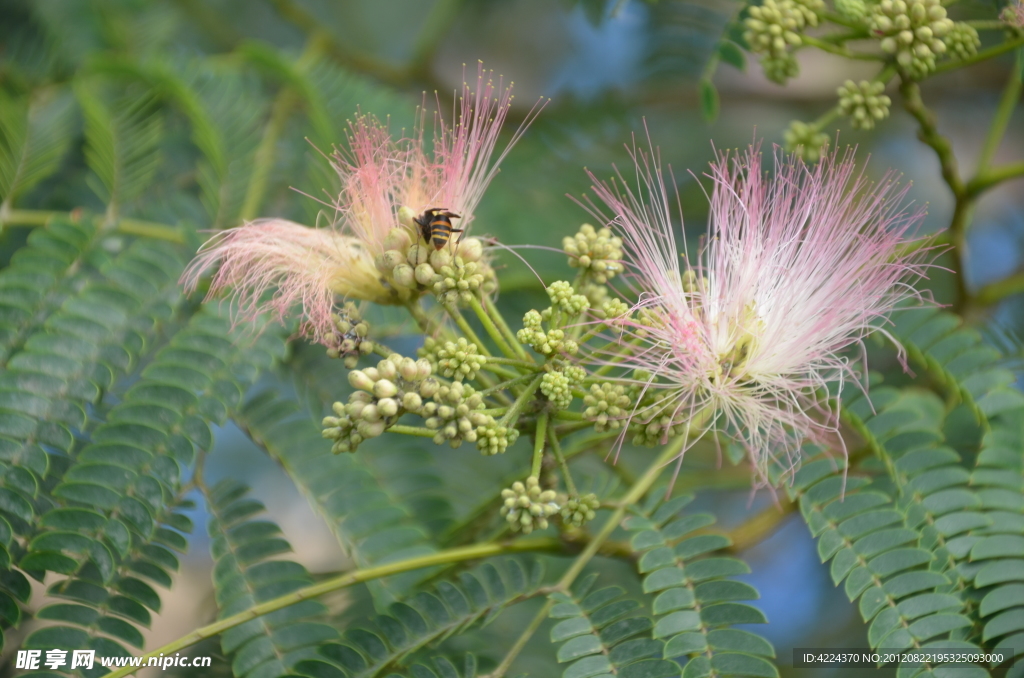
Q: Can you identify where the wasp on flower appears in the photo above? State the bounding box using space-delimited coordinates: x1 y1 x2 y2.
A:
182 63 543 344
582 140 936 483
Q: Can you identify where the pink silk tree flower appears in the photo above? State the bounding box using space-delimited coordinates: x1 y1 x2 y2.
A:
394 63 544 235
183 64 541 344
182 219 391 345
585 142 933 484
1001 0 1024 29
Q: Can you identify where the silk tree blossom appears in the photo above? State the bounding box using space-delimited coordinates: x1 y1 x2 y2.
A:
394 63 544 232
1001 0 1024 29
182 220 392 345
183 64 541 344
586 143 932 483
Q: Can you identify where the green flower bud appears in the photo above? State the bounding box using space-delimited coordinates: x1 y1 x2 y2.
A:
870 0 953 78
384 227 413 252
561 493 600 527
429 248 453 270
783 121 829 163
398 205 418 229
944 22 980 61
500 476 560 533
373 379 398 398
837 79 892 130
375 249 406 275
459 237 485 262
563 224 625 284
408 243 431 266
834 0 867 19
420 378 440 398
349 370 375 392
393 263 416 289
584 382 633 432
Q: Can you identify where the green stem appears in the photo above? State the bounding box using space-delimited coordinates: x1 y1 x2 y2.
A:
499 374 544 427
967 161 1024 197
975 50 1022 175
405 301 442 336
484 295 532 361
444 302 492 358
801 35 881 61
486 430 696 678
899 78 971 309
975 269 1024 306
532 411 548 478
0 209 185 243
547 426 577 495
479 373 535 396
105 539 557 678
469 295 520 360
486 356 538 369
389 424 437 438
560 430 620 461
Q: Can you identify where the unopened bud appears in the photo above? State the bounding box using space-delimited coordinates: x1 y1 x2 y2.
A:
348 370 375 392
429 249 453 270
399 357 419 381
397 205 417 229
420 378 440 398
377 398 399 417
403 392 423 411
393 263 416 288
373 379 398 398
384 227 413 252
415 263 435 286
459 237 484 262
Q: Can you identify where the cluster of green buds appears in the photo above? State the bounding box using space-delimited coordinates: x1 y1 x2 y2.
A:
321 303 374 368
944 23 980 61
595 297 631 323
834 0 867 20
500 476 560 534
540 364 587 411
869 0 954 79
374 216 497 307
422 381 496 449
743 0 824 84
561 493 600 528
563 224 624 284
322 353 435 453
583 382 633 432
516 280 590 356
837 80 892 130
477 422 518 456
421 336 486 382
783 121 830 163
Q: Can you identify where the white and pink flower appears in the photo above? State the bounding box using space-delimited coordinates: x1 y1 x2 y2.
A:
586 142 933 481
183 64 540 344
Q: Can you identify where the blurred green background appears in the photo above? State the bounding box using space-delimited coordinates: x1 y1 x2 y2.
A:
1 0 1022 676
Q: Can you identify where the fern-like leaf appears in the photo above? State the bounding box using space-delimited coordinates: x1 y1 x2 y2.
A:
76 82 164 218
0 87 75 209
238 389 444 604
0 237 184 654
546 572 684 678
297 559 543 678
966 410 1024 660
790 386 995 675
626 494 778 678
205 479 340 678
21 308 286 663
891 309 1024 424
